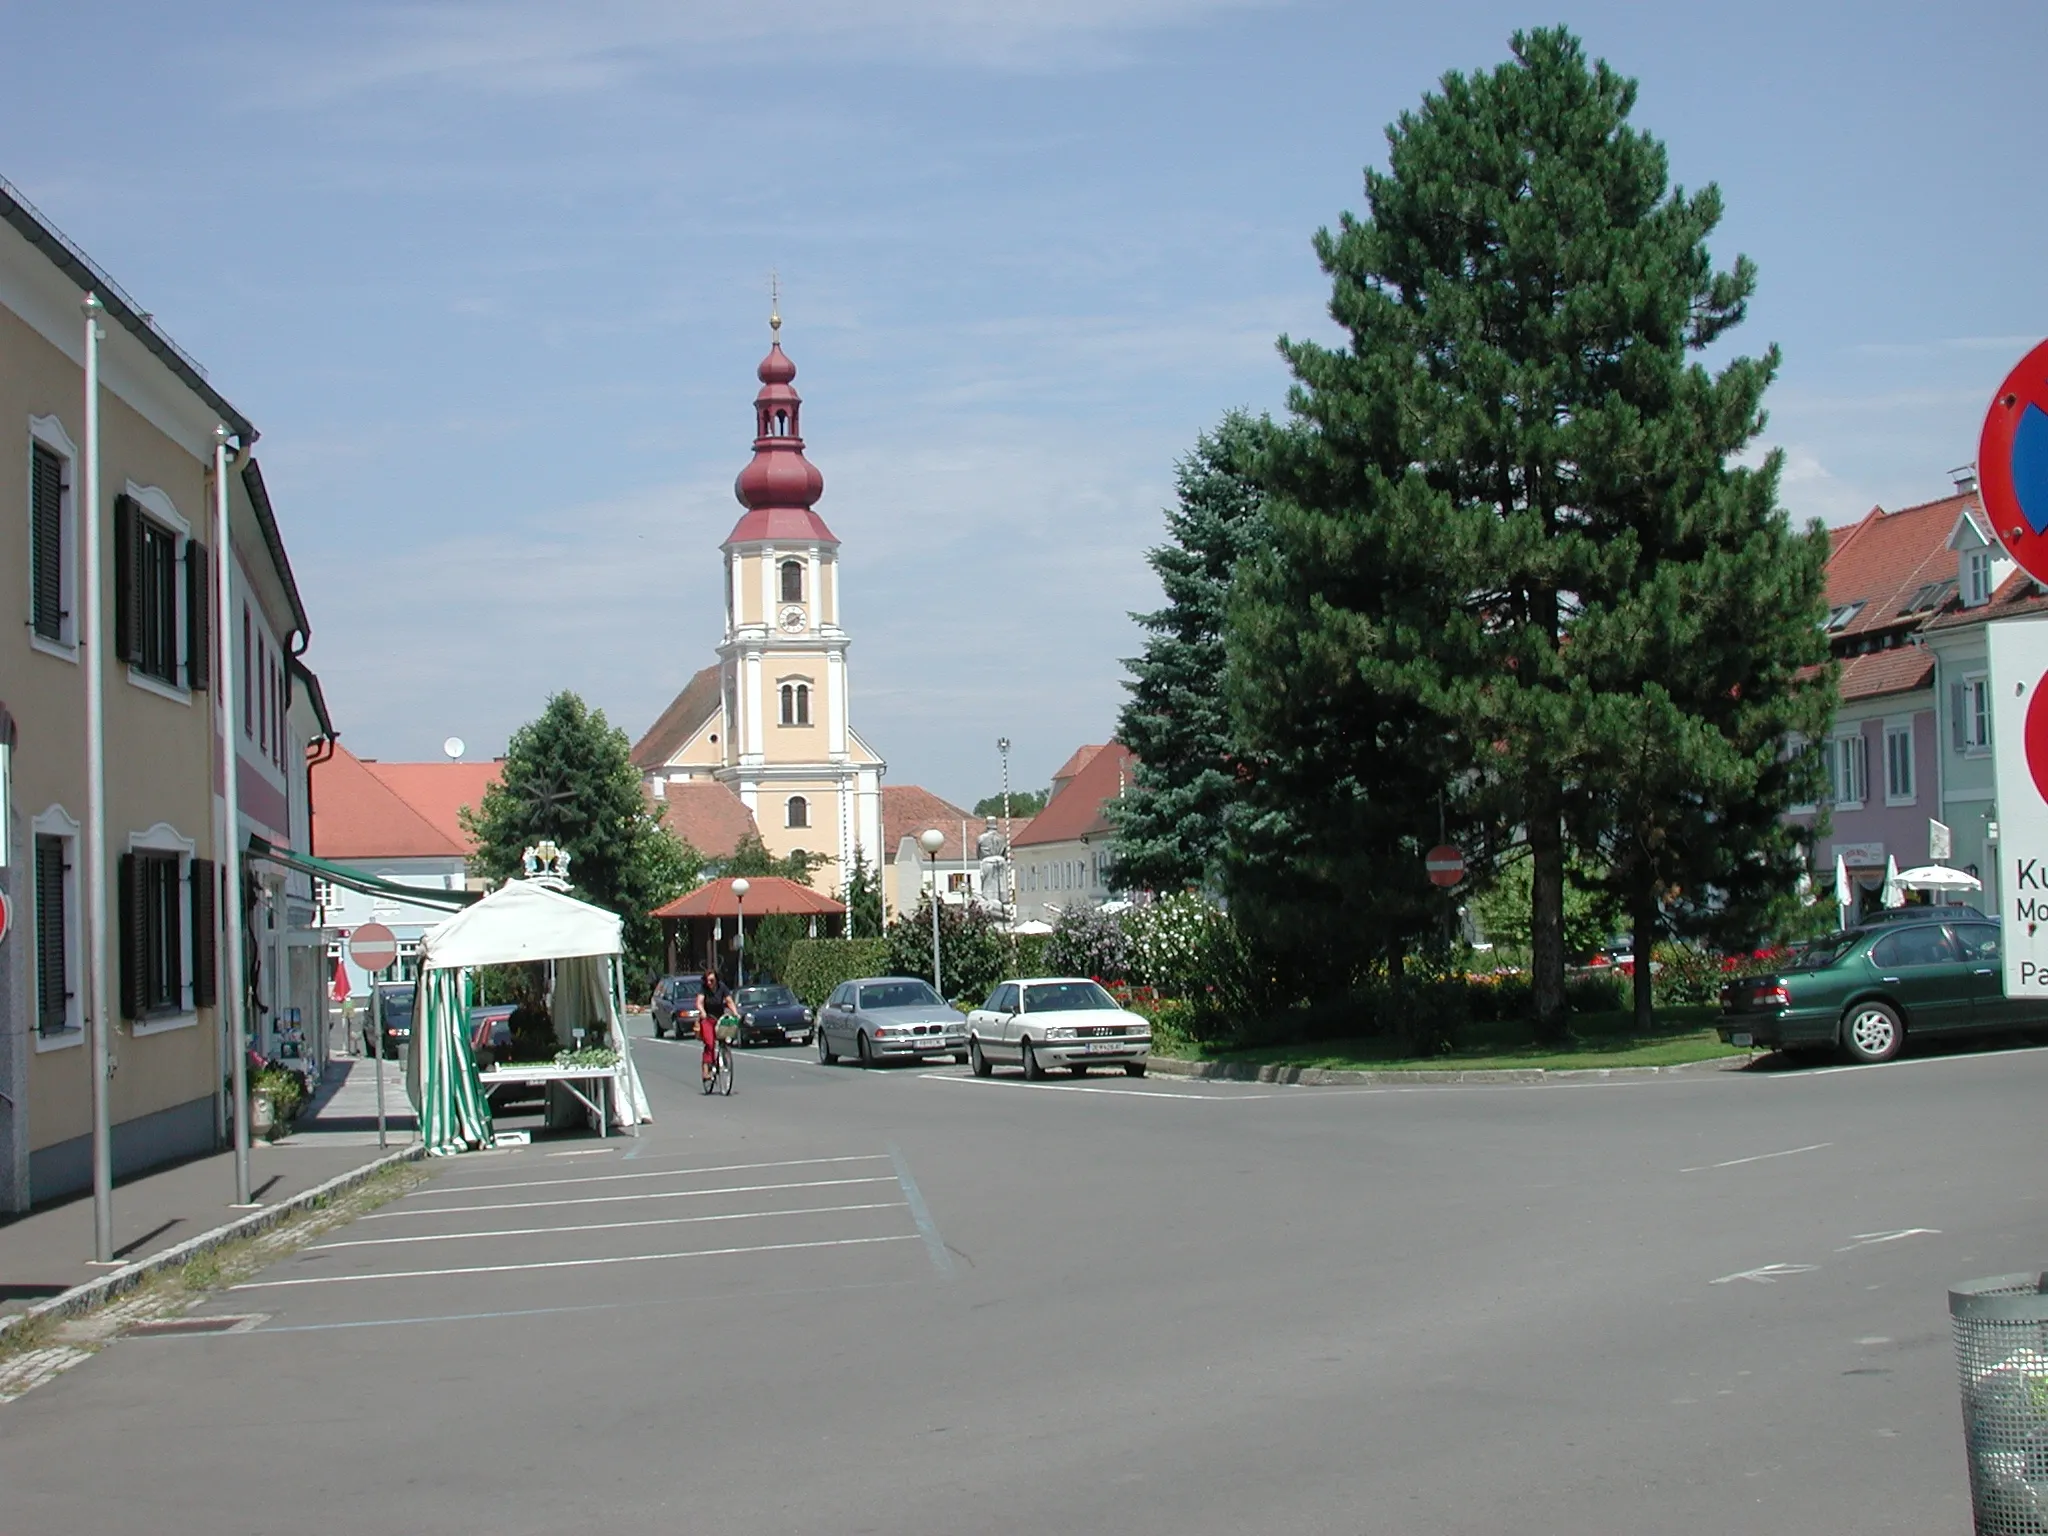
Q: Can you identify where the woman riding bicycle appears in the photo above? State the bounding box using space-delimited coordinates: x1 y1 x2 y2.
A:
697 969 735 1088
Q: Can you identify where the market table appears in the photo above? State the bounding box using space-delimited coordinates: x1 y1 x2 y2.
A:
476 1064 632 1138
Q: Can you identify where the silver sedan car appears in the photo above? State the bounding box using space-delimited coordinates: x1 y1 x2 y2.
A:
815 977 968 1068
965 977 1152 1079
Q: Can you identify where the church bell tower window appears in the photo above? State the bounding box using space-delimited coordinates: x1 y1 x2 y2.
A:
780 682 811 727
787 795 809 829
780 560 804 602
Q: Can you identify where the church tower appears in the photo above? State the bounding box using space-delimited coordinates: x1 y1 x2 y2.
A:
710 308 885 895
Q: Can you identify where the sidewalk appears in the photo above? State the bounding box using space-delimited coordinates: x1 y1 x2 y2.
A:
0 1054 417 1320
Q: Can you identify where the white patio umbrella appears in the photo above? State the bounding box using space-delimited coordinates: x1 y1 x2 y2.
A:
1894 865 1983 892
1834 854 1851 913
1881 856 1905 908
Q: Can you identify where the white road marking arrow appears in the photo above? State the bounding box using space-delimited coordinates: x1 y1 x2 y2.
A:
1835 1228 1940 1252
1711 1263 1821 1285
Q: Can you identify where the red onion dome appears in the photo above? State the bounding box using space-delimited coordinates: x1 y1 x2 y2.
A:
757 340 797 386
735 448 824 510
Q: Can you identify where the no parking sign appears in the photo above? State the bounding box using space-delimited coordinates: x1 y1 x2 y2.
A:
1988 619 2048 995
1980 337 2048 584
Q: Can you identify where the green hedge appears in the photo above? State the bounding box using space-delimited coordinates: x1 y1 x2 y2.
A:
781 938 891 1008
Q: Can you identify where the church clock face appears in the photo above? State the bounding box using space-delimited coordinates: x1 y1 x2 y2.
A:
778 603 807 634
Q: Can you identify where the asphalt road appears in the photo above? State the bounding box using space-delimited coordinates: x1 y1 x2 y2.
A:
3 1023 2043 1535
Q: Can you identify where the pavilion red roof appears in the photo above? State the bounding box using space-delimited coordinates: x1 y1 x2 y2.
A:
652 876 844 919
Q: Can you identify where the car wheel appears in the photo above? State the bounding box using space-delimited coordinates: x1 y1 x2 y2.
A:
1841 1001 1905 1064
818 1029 838 1066
969 1038 992 1078
858 1032 874 1069
1124 1062 1147 1078
1021 1039 1043 1081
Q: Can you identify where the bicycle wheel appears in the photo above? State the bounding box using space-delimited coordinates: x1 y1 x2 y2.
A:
717 1043 735 1096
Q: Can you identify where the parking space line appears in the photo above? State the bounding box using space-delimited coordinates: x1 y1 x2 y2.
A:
416 1153 891 1198
313 1202 909 1251
1681 1142 1831 1173
233 1233 922 1290
373 1175 899 1220
915 1074 1282 1101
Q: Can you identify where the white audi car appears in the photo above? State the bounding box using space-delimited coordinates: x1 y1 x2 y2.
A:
964 978 1152 1079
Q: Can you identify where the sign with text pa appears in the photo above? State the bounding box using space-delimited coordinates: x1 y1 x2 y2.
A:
1987 618 2048 994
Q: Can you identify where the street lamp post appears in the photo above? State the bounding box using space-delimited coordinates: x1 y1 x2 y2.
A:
998 737 1014 924
731 878 750 990
918 828 945 997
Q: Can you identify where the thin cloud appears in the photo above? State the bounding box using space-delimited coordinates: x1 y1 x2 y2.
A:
244 0 1291 107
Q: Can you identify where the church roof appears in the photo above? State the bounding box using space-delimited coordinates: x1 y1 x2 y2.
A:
657 781 758 860
631 664 722 769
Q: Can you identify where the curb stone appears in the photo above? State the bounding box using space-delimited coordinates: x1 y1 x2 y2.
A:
0 1143 425 1344
1142 1053 1752 1087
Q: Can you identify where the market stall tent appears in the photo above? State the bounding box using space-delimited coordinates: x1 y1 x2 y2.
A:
406 879 652 1154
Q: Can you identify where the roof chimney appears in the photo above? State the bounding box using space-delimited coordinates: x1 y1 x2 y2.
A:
1951 462 1979 495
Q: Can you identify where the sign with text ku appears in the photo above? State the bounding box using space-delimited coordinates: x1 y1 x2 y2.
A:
1988 617 2048 995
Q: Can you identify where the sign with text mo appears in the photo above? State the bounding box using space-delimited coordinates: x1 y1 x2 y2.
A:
1987 618 2048 995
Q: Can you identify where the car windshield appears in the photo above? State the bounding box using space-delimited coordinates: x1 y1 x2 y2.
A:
1022 981 1119 1013
1786 932 1863 970
379 990 414 1025
859 982 941 1009
739 987 796 1007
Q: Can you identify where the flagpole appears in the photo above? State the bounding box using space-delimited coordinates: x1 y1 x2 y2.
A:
81 295 113 1263
214 427 252 1206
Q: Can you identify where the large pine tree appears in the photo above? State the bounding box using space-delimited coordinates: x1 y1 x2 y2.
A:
1111 411 1272 893
1234 27 1831 1035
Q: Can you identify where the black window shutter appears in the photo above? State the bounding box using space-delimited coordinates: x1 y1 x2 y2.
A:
189 857 218 1008
185 539 211 691
118 852 146 1019
113 494 146 665
30 444 64 641
35 835 69 1033
1951 684 1967 752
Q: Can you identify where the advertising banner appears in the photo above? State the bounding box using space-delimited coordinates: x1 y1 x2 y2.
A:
1987 617 2048 995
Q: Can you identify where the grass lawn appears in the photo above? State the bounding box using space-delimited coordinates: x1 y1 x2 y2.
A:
1158 1005 1744 1073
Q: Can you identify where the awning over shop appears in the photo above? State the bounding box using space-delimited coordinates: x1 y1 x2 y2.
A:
243 834 477 911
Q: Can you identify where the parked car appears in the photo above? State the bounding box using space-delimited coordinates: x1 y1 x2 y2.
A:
1857 902 1987 925
1718 913 2038 1064
650 974 706 1039
815 978 966 1067
371 981 415 1060
734 985 812 1047
469 1004 515 1068
965 977 1152 1079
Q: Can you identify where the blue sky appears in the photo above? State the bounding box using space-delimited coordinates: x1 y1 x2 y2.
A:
5 1 2044 806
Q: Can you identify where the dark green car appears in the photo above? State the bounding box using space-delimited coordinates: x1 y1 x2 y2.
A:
1718 914 2038 1064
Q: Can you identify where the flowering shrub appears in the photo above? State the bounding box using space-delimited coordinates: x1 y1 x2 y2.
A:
1046 904 1133 983
1123 891 1230 995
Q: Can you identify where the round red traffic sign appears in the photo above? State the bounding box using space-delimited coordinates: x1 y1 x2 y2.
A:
348 921 398 973
0 889 11 946
1979 336 2048 585
1424 844 1465 888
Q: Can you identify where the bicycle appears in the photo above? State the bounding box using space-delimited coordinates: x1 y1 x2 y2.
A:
703 1019 736 1096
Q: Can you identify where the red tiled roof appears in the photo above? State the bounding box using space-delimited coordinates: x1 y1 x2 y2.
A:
652 875 844 919
656 781 758 859
1013 742 1136 848
1837 648 1934 702
1919 566 2048 633
1047 744 1104 786
312 744 496 859
1824 490 1979 639
881 785 976 860
632 664 723 769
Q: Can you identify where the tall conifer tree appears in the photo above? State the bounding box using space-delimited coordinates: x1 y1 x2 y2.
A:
1231 28 1830 1035
1111 412 1271 893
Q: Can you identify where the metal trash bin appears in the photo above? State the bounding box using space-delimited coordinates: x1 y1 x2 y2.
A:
1952 1273 2048 1534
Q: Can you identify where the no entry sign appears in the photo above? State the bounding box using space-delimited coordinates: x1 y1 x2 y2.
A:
348 921 398 973
1979 337 2048 585
1424 845 1465 887
0 889 11 946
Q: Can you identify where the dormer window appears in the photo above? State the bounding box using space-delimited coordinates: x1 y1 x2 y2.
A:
1965 548 1993 607
1823 601 1865 633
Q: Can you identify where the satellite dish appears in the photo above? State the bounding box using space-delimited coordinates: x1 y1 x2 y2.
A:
443 737 466 761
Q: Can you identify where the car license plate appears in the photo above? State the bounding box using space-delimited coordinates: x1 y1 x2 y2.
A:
1086 1041 1124 1054
1730 1032 1753 1047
